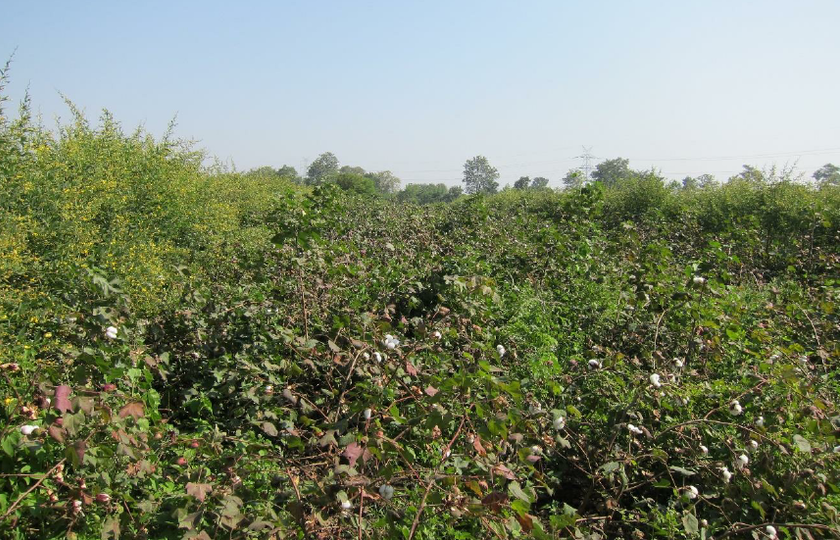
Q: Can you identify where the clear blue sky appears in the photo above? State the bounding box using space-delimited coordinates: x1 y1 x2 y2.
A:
2 1 839 186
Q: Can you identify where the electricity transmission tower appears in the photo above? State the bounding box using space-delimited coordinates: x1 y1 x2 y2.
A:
575 146 596 183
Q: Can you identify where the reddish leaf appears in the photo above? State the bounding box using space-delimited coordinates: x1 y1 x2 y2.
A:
186 482 213 502
473 436 487 456
119 402 145 420
48 425 65 443
73 439 86 463
481 491 508 512
342 442 364 467
515 512 534 533
405 361 418 377
424 386 439 397
54 385 72 413
493 463 516 480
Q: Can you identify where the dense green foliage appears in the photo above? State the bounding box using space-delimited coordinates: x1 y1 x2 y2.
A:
2 88 840 540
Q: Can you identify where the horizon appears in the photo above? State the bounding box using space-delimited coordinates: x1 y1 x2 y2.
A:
2 1 839 187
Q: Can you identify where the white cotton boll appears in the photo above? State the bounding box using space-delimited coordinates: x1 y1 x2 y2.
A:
649 373 662 388
756 416 765 428
386 341 396 350
496 345 506 357
341 500 352 510
588 359 602 369
442 449 451 459
20 425 38 435
627 424 643 435
736 454 749 468
363 408 372 420
105 326 118 339
385 334 393 341
693 276 706 285
834 445 840 453
674 358 684 368
720 467 732 482
373 352 382 363
701 519 708 527
432 331 442 340
749 440 759 450
685 485 699 499
766 525 777 538
378 484 394 500
729 400 743 416
363 352 370 360
553 416 566 430
530 445 541 454
699 445 709 455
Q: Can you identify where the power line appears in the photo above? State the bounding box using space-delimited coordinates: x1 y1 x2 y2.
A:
574 146 597 182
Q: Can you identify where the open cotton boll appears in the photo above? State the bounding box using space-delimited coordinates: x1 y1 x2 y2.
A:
627 424 643 435
720 466 732 482
699 445 709 454
588 359 602 369
105 326 118 339
674 357 684 368
766 525 777 538
693 276 706 285
340 500 352 510
553 416 566 430
736 454 749 468
378 484 394 500
496 345 506 357
755 415 765 427
685 485 699 499
432 331 442 340
649 373 662 388
729 400 743 415
363 352 370 360
749 440 759 450
20 425 38 436
373 352 382 363
363 408 372 420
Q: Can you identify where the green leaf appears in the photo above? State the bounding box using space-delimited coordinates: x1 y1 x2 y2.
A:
793 434 812 453
669 465 697 476
1 432 20 457
682 513 699 535
508 481 533 503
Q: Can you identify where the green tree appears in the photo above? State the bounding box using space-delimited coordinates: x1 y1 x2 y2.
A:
277 165 299 181
513 176 531 190
445 185 463 201
562 169 585 190
246 166 279 177
339 165 366 176
591 158 630 187
681 176 698 190
333 172 376 195
462 155 499 194
813 163 840 186
397 183 452 204
531 176 549 189
365 170 402 194
306 152 339 185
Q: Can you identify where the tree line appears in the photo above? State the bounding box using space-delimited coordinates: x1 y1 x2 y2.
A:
248 152 840 204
